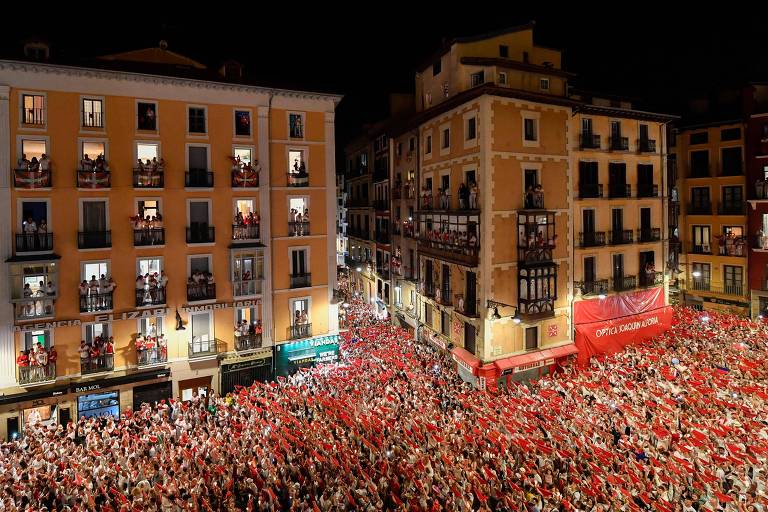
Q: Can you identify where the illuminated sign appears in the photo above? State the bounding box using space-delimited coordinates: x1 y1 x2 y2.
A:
275 335 340 377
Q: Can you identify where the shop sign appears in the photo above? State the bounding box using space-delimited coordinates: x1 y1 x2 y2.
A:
14 320 81 332
223 357 272 372
274 335 340 377
95 308 168 322
514 361 544 373
182 300 261 313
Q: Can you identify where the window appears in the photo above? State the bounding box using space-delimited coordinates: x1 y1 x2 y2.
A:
82 261 109 283
441 128 450 149
690 132 708 145
290 298 310 326
691 226 711 253
721 147 743 176
190 312 212 353
20 139 46 161
232 251 263 296
136 143 159 162
722 186 743 207
425 135 432 155
137 102 157 131
22 94 45 125
81 141 106 162
498 72 507 85
524 118 538 142
441 310 450 336
23 330 51 352
724 266 743 295
525 327 538 350
499 45 509 58
692 262 711 286
466 117 477 140
409 137 415 152
762 123 768 140
289 113 305 139
424 303 433 325
234 147 253 164
137 257 162 276
290 249 308 276
432 59 441 76
84 322 110 345
234 110 251 137
690 151 710 177
82 99 103 128
720 127 741 141
539 78 550 91
471 71 484 87
188 107 206 134
139 317 163 337
397 142 402 157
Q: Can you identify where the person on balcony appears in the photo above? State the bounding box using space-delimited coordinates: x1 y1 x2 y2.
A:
39 153 50 174
28 157 40 172
458 183 468 210
469 181 479 209
95 154 108 172
533 184 545 208
439 187 449 210
16 350 29 383
34 345 48 381
23 216 37 250
302 209 310 235
17 153 30 171
47 346 56 376
159 270 169 290
36 219 48 249
80 154 94 172
79 340 90 370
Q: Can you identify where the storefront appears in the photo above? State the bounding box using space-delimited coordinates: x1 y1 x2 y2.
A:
494 344 579 388
178 376 212 402
220 349 274 395
133 381 173 407
77 391 120 419
574 287 672 366
450 346 480 386
275 335 339 377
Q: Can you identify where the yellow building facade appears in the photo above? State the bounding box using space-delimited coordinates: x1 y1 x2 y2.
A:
0 50 340 438
673 122 749 315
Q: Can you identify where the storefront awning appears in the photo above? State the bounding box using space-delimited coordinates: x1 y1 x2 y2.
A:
450 346 481 373
494 344 578 373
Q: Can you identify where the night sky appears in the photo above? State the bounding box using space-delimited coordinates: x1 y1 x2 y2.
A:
2 9 767 163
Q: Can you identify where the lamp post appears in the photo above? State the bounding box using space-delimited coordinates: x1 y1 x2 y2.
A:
486 299 521 324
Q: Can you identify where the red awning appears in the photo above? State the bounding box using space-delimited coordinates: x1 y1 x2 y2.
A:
494 344 578 373
450 346 481 370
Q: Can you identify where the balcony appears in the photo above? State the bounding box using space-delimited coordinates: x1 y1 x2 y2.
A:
612 275 637 292
186 226 215 244
576 279 609 296
609 229 634 245
76 170 111 189
687 203 712 215
609 183 631 198
15 233 53 253
392 187 402 200
375 231 391 245
373 199 389 211
637 138 657 153
716 239 746 257
418 236 479 267
579 184 603 199
14 168 52 189
288 323 312 340
637 228 661 243
137 341 168 368
454 294 480 317
609 136 629 151
578 231 606 247
636 183 658 198
233 278 263 297
518 298 555 320
187 282 216 302
347 227 371 240
717 203 745 215
290 273 312 289
688 281 744 297
80 291 114 313
287 171 309 187
231 169 259 188
18 362 56 386
638 271 664 288
135 287 166 308
580 133 601 149
288 221 310 237
78 231 112 249
13 297 55 321
231 224 260 242
235 333 263 351
185 170 214 188
188 339 219 359
133 169 164 188
422 281 436 298
81 353 114 375
690 244 712 254
133 228 165 246
375 266 391 280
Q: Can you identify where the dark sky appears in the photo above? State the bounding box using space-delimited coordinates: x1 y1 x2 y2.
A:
2 8 768 162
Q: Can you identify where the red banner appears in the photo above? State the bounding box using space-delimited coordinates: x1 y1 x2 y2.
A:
574 306 673 366
573 287 664 325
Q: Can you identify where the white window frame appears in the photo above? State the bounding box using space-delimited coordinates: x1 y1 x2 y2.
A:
289 296 312 324
522 111 541 148
185 143 212 173
189 311 214 344
521 163 542 193
135 99 159 134
135 141 162 163
232 144 256 165
80 95 106 132
424 132 433 160
137 316 164 337
286 145 309 173
463 111 479 149
22 329 55 351
524 325 540 351
231 250 263 298
186 104 208 137
136 256 164 276
16 135 50 163
580 207 597 233
287 111 306 140
82 321 112 344
78 137 109 165
233 107 253 140
18 91 47 131
80 259 111 282
186 198 212 228
439 122 451 156
498 72 508 86
78 198 110 231
187 254 213 277
17 198 53 233
539 78 550 91
289 246 311 276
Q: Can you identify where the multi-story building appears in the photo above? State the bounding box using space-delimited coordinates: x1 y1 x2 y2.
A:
335 171 347 265
673 117 749 316
344 137 376 302
745 83 768 316
0 42 340 439
347 24 675 389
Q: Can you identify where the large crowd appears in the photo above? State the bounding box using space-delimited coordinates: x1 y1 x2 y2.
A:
1 302 767 511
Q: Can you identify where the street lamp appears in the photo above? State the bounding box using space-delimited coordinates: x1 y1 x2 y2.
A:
356 266 362 272
692 270 702 278
487 300 521 323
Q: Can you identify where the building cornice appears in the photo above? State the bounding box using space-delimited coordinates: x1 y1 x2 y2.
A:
0 60 342 105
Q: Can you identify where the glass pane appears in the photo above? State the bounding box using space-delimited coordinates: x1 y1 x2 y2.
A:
137 144 159 161
21 140 46 160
